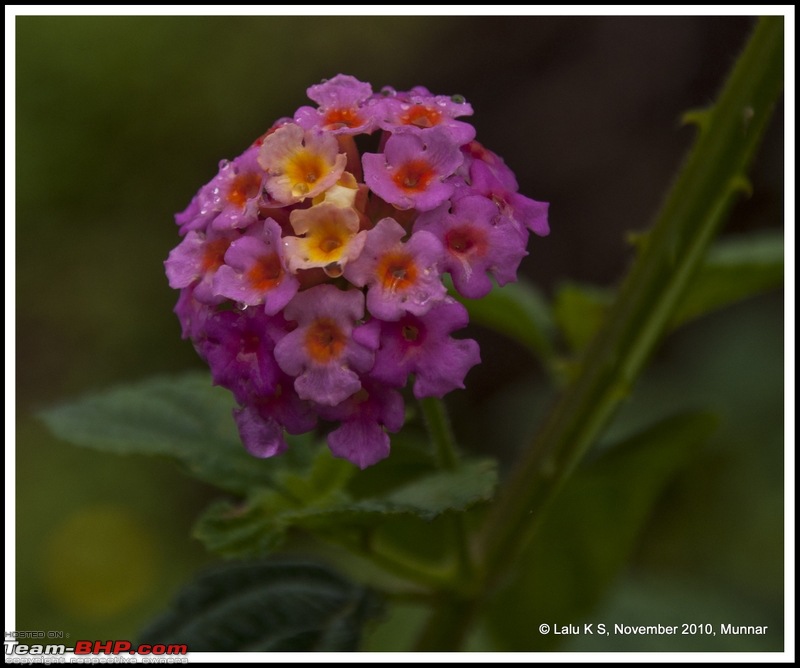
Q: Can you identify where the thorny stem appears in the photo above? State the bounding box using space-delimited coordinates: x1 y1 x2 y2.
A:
414 16 784 650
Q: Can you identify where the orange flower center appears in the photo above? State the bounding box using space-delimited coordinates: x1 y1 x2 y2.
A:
305 318 347 363
400 105 442 129
392 159 435 192
323 107 363 130
246 253 283 291
377 251 418 292
286 150 328 197
226 172 262 207
201 238 231 272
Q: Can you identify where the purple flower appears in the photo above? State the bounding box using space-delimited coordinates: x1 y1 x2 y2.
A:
173 286 214 341
415 195 528 299
463 142 550 237
355 300 480 399
212 219 299 315
174 195 204 236
234 404 288 458
374 92 475 145
198 307 284 404
294 74 377 135
344 218 446 320
362 130 463 211
175 145 266 235
165 227 240 304
318 380 405 469
273 285 374 406
233 380 317 458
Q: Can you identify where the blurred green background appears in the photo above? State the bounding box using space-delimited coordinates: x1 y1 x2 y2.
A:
15 16 783 650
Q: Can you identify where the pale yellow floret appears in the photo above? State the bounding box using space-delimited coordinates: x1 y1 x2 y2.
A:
284 202 366 277
258 123 346 204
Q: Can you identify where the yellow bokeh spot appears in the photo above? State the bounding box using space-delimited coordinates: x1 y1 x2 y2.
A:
42 505 159 619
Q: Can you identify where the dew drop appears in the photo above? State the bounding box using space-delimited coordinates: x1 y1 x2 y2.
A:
324 262 343 278
451 94 465 104
291 182 310 198
380 86 396 97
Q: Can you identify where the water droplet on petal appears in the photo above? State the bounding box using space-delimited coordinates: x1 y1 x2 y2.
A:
381 86 396 97
324 262 343 278
292 182 310 198
451 94 465 104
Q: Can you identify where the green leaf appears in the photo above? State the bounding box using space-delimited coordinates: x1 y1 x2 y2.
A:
138 559 383 651
450 278 557 365
298 458 498 528
195 459 498 558
671 230 784 326
193 447 356 559
374 459 497 518
553 282 614 353
192 492 294 558
38 372 315 494
551 232 783 356
485 412 718 650
277 445 356 506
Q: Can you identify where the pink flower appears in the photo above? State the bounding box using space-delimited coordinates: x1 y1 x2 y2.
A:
273 285 374 406
362 130 463 211
344 218 446 320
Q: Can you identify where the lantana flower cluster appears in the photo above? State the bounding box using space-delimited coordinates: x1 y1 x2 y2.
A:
166 75 549 468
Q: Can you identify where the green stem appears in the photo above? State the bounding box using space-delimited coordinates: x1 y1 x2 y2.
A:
481 16 783 583
417 16 784 649
326 532 454 591
415 396 477 648
419 397 460 471
419 397 474 582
